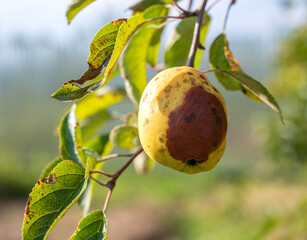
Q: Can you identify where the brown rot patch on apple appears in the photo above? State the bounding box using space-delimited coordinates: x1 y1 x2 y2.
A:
166 85 227 164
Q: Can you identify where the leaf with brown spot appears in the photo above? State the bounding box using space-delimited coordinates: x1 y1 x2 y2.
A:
210 33 262 102
22 159 93 240
51 81 102 102
104 14 146 87
120 5 168 105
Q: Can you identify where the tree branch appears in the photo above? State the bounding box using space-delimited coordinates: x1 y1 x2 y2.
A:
90 147 144 212
186 0 208 67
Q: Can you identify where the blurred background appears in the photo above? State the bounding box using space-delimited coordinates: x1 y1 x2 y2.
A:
0 0 307 239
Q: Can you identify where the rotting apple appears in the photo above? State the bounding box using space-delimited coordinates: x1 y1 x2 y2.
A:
138 66 227 174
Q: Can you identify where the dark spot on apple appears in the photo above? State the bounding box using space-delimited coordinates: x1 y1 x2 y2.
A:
164 85 172 93
159 137 164 143
187 159 198 166
145 119 149 125
185 113 196 123
187 72 193 75
211 108 217 115
213 86 218 92
199 74 205 80
166 85 227 163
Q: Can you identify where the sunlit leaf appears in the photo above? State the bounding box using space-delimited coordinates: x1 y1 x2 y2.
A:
164 13 210 68
144 5 169 67
52 19 126 101
110 125 139 149
40 157 63 179
217 70 283 121
66 0 96 24
59 104 85 166
120 5 168 105
76 87 125 120
87 19 127 71
77 149 100 216
209 33 241 90
85 134 109 156
51 80 102 102
70 210 107 240
72 19 127 85
104 14 146 86
133 151 155 174
210 33 263 102
22 159 93 240
128 0 166 13
81 111 112 142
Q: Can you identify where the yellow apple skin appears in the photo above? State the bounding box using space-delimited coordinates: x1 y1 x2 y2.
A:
138 66 227 174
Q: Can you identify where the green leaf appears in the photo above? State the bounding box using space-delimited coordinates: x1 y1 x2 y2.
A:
128 0 165 13
144 5 169 67
120 5 168 105
110 125 139 149
217 70 283 121
210 33 264 102
51 80 102 102
209 33 242 90
70 210 107 240
22 159 93 240
164 14 210 68
59 104 85 166
76 87 125 120
81 111 112 142
77 149 100 216
40 157 63 179
66 0 96 24
103 14 146 87
85 135 110 156
133 151 155 174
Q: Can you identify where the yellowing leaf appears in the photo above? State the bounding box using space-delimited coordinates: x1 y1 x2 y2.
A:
120 5 168 105
103 14 146 86
66 0 96 24
51 81 102 102
76 87 125 120
110 125 139 149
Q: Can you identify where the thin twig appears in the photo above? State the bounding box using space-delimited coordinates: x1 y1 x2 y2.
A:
186 0 208 67
90 176 107 187
96 153 134 163
188 0 193 11
223 0 235 32
171 0 188 14
103 188 114 212
91 147 144 178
